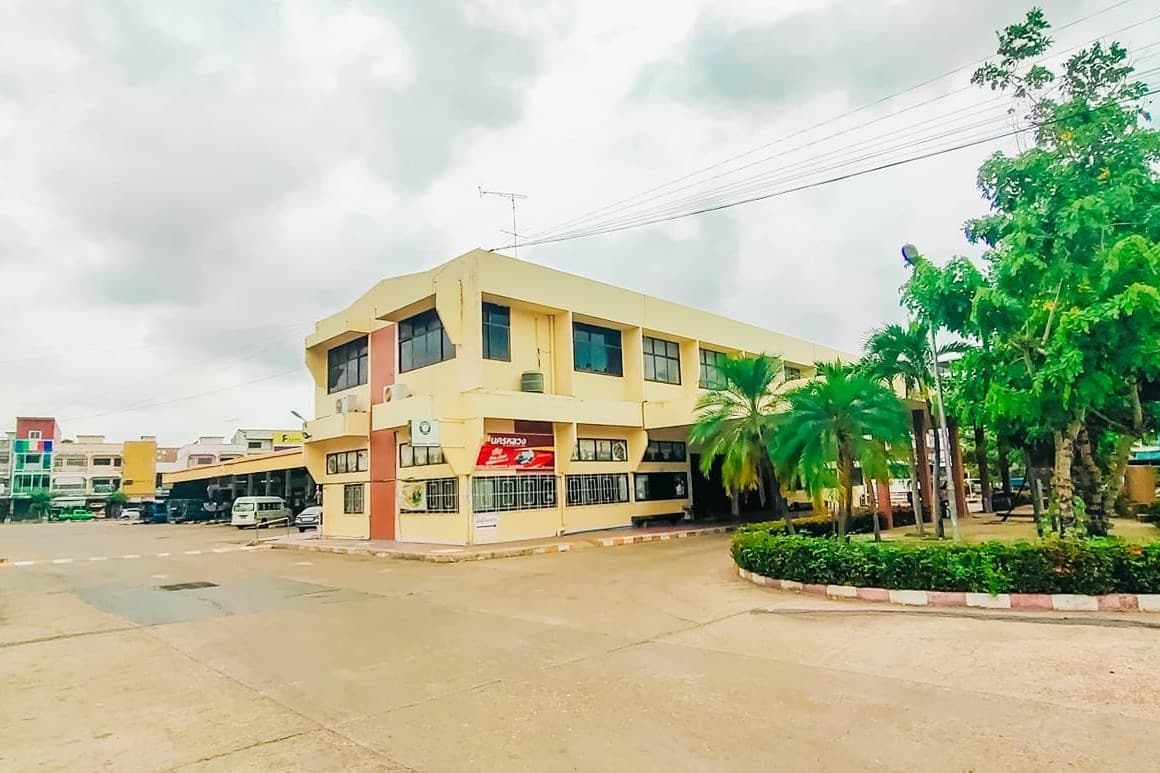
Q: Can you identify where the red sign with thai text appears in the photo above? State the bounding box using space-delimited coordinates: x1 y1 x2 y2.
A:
475 432 555 470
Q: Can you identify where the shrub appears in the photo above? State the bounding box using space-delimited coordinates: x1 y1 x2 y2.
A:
738 513 888 538
730 532 1160 595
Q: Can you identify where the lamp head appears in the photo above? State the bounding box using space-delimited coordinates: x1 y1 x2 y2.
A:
901 244 920 266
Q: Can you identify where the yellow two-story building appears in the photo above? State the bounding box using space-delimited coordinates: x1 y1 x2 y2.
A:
302 249 851 545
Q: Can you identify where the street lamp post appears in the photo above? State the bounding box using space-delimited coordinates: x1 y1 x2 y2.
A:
901 244 961 542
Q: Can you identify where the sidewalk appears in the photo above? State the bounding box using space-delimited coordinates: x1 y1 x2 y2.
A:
268 523 736 563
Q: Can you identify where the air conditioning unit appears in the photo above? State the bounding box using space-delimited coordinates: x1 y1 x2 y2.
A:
335 394 359 414
383 383 410 402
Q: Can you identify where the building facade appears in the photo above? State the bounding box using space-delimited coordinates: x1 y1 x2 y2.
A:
302 249 851 545
231 429 304 453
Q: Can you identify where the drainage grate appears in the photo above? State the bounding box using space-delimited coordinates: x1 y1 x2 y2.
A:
158 581 218 591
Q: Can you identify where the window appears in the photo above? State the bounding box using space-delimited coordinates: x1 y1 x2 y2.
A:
482 303 511 361
0 453 9 465
28 430 41 440
191 455 215 466
573 322 622 376
112 457 122 468
565 473 630 506
425 478 459 512
643 336 681 384
699 348 728 389
327 336 369 393
399 309 455 372
573 438 628 462
326 449 369 475
634 472 689 501
399 443 444 468
64 456 86 468
247 441 263 450
784 364 802 381
643 440 687 462
343 483 365 514
92 457 111 466
471 474 556 513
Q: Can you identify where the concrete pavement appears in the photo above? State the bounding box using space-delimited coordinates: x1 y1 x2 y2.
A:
3 522 1159 771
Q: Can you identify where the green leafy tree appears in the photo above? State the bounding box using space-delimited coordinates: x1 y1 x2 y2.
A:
105 490 129 519
912 9 1160 534
771 362 911 539
690 353 792 532
26 489 54 520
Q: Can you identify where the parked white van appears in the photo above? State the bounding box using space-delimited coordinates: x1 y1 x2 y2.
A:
230 496 291 528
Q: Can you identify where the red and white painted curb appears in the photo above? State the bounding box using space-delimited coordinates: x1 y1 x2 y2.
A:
597 526 734 548
0 544 267 568
272 541 573 563
737 567 1160 612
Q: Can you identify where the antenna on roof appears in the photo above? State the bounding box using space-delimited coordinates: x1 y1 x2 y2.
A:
479 186 528 257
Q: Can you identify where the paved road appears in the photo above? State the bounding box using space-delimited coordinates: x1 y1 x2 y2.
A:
2 522 1159 771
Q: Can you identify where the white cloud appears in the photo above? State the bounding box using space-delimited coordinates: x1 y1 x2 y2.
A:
1 0 1155 441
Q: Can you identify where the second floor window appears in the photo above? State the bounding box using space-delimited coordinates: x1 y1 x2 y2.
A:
482 303 510 361
573 322 622 376
699 348 728 389
643 336 681 384
326 449 368 475
400 309 455 372
399 443 444 467
328 336 368 393
784 364 803 381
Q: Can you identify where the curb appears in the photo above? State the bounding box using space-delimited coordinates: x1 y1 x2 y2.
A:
736 567 1160 613
269 525 735 563
596 526 734 547
270 541 573 563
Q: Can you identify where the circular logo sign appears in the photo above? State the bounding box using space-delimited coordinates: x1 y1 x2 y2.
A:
418 420 432 435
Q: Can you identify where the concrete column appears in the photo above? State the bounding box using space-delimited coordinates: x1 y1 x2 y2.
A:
284 469 292 499
264 473 272 496
912 409 932 526
246 473 255 496
948 418 968 520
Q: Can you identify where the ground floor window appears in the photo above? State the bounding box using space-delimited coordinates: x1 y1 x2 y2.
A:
425 478 459 512
634 472 688 501
565 473 630 506
343 483 364 514
472 474 556 513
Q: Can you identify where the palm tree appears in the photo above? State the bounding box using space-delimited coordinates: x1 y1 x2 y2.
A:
772 362 910 539
689 353 793 533
106 490 129 519
861 321 963 536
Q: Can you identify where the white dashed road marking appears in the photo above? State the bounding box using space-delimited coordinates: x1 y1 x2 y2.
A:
2 544 266 568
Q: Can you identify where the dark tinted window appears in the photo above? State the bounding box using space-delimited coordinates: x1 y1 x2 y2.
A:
399 310 455 372
328 336 369 393
573 322 622 376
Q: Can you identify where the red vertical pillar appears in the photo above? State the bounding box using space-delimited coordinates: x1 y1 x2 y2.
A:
913 409 932 526
368 325 397 540
948 418 969 520
876 479 893 529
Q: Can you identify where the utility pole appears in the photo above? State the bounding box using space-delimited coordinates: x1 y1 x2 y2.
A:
479 186 527 257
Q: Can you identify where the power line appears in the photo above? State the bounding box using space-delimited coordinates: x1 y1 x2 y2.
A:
526 0 1147 241
538 47 1160 241
508 88 1160 249
60 368 304 423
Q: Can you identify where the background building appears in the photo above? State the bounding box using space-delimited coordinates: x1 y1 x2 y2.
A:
302 249 853 545
231 429 304 453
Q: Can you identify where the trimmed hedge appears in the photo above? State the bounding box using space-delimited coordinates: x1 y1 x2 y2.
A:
748 513 888 537
731 532 1160 595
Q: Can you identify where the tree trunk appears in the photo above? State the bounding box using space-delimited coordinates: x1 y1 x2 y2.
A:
730 490 740 518
1051 422 1082 535
1100 434 1136 525
908 442 926 536
973 425 993 513
768 465 794 535
998 435 1012 494
869 482 882 542
1073 424 1105 534
838 451 853 539
1024 448 1046 536
932 415 945 538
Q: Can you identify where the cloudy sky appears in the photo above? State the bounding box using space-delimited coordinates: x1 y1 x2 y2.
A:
1 0 1158 445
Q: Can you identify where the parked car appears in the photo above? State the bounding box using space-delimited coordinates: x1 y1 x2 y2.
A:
59 508 95 521
293 505 323 532
120 508 141 521
231 496 291 528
